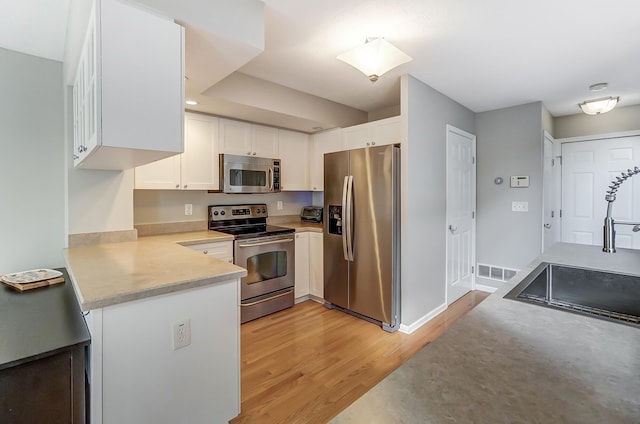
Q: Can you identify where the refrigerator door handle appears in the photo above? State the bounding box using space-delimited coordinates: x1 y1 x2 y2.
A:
346 175 354 261
341 175 350 261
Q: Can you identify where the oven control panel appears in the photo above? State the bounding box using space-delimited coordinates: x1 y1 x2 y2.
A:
209 204 268 221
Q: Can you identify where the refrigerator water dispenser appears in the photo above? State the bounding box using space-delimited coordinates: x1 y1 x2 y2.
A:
328 205 342 235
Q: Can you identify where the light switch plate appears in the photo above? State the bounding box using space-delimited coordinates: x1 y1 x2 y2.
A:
512 201 529 212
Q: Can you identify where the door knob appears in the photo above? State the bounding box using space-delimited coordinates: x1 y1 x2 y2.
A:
544 223 551 229
448 225 457 233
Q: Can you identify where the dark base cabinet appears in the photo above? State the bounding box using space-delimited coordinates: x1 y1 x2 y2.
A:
0 346 86 424
0 268 90 424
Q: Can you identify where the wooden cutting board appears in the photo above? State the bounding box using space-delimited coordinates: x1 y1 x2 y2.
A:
1 276 65 292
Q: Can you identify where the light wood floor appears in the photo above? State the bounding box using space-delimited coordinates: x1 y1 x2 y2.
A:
230 291 490 424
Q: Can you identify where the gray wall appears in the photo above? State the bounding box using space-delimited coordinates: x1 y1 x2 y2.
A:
475 102 544 288
400 75 475 327
554 105 640 139
0 48 65 274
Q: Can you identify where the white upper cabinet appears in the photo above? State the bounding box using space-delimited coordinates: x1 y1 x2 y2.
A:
218 119 251 156
219 119 279 158
135 113 219 190
73 0 184 170
342 116 401 151
278 129 310 191
251 125 279 158
309 128 343 191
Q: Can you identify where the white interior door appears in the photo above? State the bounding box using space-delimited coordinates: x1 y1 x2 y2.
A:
446 125 476 305
561 135 640 249
542 132 561 250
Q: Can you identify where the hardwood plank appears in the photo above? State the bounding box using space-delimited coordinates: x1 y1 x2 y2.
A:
230 290 489 424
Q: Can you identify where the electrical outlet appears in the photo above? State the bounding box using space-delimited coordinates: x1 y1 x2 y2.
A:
172 319 191 350
185 203 193 216
277 201 283 211
512 201 529 212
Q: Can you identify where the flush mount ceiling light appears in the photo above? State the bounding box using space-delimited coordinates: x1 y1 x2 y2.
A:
185 100 199 106
337 37 412 83
578 96 619 115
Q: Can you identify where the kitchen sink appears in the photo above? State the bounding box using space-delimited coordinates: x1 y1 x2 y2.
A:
504 262 640 328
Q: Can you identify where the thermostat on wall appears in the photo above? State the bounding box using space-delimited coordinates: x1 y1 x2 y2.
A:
510 175 529 188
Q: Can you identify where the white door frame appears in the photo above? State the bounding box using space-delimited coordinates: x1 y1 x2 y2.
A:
542 130 562 251
445 124 477 305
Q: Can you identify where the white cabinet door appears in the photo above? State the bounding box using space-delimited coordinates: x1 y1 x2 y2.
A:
74 0 184 170
134 155 181 189
309 232 324 299
310 129 342 191
181 114 219 190
371 116 401 146
279 129 310 191
219 119 251 156
251 125 279 158
294 233 310 299
134 113 219 190
185 240 233 263
342 117 400 150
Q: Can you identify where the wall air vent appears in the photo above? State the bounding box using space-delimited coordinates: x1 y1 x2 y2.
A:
477 263 518 282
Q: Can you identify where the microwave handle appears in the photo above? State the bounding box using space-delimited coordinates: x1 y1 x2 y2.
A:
268 167 274 190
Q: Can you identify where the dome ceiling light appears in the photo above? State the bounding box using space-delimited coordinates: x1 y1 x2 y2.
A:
337 37 412 83
578 96 619 115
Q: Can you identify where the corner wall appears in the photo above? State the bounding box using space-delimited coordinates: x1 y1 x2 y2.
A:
400 75 475 329
0 48 65 273
475 102 544 290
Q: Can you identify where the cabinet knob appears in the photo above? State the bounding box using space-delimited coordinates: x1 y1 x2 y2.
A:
73 154 79 160
372 142 376 146
175 184 180 188
366 142 370 146
247 151 251 155
183 184 187 188
203 250 208 254
252 152 256 156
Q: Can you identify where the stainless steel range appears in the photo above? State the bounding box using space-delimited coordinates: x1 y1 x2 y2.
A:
209 204 295 323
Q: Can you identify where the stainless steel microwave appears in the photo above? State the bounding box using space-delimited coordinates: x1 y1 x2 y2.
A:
220 154 281 193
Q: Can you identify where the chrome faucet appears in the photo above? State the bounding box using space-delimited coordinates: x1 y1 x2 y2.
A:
603 166 640 253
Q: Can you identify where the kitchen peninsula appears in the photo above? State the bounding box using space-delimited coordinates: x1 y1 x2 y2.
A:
331 243 640 423
64 231 247 424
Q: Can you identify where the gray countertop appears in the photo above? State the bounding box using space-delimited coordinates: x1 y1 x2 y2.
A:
331 243 640 423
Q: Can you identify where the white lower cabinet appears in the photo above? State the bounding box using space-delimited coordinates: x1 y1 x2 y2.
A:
294 231 323 301
135 113 219 190
84 280 240 424
309 232 324 299
184 240 233 263
294 233 310 299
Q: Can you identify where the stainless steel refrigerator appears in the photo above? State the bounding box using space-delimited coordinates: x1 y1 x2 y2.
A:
323 144 400 332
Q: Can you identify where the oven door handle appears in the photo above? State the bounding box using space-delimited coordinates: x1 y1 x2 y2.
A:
240 290 293 306
237 237 294 248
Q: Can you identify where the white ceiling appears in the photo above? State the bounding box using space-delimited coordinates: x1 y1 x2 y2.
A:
3 0 640 123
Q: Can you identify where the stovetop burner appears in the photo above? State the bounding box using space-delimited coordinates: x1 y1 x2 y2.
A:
208 204 294 239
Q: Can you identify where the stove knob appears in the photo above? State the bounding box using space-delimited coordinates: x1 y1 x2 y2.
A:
220 211 226 216
213 211 219 216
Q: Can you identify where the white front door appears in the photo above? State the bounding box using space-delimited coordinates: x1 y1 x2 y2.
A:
561 135 640 249
542 132 561 250
446 125 476 305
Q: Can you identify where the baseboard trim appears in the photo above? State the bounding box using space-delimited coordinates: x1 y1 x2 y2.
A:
475 284 497 293
399 302 447 334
